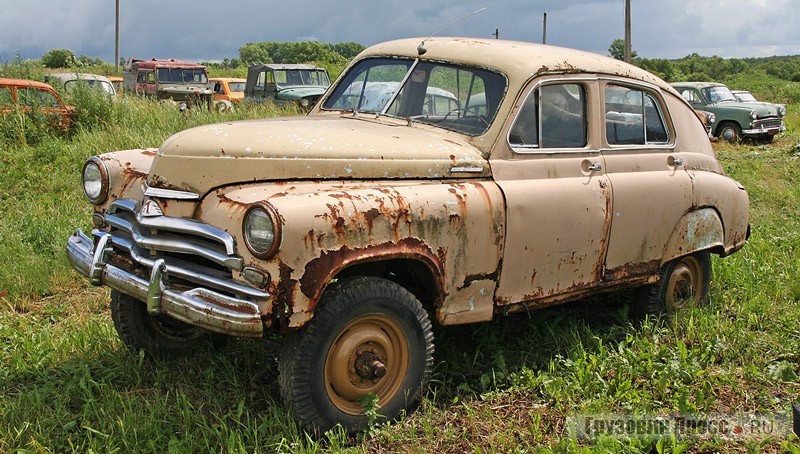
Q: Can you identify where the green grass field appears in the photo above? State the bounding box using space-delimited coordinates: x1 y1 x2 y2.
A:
1 91 800 452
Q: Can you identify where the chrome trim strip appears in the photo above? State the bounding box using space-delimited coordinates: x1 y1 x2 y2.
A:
144 186 200 200
450 166 485 173
107 198 238 257
106 233 256 298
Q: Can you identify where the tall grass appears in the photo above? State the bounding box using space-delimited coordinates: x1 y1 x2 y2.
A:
1 92 800 451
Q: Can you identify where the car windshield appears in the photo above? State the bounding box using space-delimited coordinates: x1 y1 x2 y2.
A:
275 69 330 87
702 86 736 103
228 81 246 92
735 92 757 102
64 79 115 95
157 68 208 84
322 57 506 136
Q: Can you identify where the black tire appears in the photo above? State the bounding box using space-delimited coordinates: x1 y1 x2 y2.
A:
717 122 741 143
279 276 434 434
110 290 223 358
632 251 712 318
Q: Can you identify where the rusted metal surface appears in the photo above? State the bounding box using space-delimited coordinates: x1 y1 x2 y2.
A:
198 180 505 327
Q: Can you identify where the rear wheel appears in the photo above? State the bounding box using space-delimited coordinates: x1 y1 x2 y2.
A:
110 290 223 358
632 251 712 318
279 276 434 434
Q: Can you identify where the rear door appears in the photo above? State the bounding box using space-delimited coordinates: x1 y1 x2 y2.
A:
599 80 693 279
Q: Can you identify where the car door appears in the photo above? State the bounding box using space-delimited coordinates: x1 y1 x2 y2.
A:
492 77 612 307
599 80 693 280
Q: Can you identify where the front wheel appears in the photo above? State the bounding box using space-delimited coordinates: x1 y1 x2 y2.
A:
717 122 741 143
279 276 434 434
632 251 712 318
110 290 223 358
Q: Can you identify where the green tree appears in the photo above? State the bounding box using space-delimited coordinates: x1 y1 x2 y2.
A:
239 43 272 64
608 39 637 61
41 48 78 68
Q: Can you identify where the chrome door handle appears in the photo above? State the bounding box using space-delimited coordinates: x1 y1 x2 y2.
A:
673 158 683 166
587 162 603 171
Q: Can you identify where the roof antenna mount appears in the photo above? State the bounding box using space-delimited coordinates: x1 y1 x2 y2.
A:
417 7 488 56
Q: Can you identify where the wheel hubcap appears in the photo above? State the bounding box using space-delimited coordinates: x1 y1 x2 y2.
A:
666 256 704 311
324 314 409 415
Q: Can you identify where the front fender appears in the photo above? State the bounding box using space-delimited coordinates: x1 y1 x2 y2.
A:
197 180 506 328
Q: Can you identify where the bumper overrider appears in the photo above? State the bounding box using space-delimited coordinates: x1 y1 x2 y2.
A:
66 203 271 337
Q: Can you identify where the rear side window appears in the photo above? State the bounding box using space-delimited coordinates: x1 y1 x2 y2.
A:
509 83 587 149
605 85 668 145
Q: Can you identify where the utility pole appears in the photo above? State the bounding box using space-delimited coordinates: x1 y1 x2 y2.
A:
542 11 547 44
493 28 499 39
624 0 631 63
115 0 120 73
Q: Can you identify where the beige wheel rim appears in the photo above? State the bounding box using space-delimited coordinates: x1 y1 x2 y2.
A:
324 314 409 415
666 256 705 311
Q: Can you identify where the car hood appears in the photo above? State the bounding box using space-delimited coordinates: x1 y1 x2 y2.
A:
277 86 328 100
158 84 214 95
712 100 782 118
147 114 489 196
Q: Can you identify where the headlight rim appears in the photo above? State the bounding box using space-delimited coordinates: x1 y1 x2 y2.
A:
242 203 282 259
82 156 109 205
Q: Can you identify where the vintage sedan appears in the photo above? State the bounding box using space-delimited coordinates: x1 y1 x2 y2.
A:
0 77 75 129
66 37 749 434
672 81 785 142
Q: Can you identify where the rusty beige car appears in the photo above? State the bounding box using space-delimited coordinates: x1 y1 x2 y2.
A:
66 37 749 433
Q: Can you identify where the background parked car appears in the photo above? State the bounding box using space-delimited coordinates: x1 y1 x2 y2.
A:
671 81 785 142
0 77 74 129
244 63 330 108
209 77 245 111
45 73 117 97
123 58 214 110
108 76 123 93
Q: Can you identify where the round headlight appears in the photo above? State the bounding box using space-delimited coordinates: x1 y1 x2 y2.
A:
82 157 109 204
243 205 281 258
749 109 757 120
779 105 787 116
707 113 715 124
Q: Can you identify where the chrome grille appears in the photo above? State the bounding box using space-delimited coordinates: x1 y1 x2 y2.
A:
754 118 782 129
97 199 248 294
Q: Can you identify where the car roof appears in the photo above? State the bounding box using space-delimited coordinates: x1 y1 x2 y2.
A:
356 37 675 93
247 64 325 71
0 77 57 90
671 82 725 89
47 73 112 83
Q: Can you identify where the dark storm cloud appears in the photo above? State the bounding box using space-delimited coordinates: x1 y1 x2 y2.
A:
1 0 798 64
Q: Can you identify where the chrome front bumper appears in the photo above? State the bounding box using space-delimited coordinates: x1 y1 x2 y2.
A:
66 229 268 337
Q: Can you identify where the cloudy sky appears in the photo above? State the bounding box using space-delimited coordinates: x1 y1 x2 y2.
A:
1 0 798 64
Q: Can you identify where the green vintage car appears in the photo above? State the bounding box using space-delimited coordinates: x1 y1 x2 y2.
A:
671 82 786 142
244 63 331 109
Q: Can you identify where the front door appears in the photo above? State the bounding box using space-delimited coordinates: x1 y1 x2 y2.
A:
492 78 612 306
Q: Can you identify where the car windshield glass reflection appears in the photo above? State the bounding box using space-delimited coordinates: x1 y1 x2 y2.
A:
322 57 506 136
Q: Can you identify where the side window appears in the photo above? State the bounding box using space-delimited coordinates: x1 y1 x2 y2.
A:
17 88 59 107
605 85 668 145
509 83 587 149
136 71 146 83
146 72 155 84
680 89 701 105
